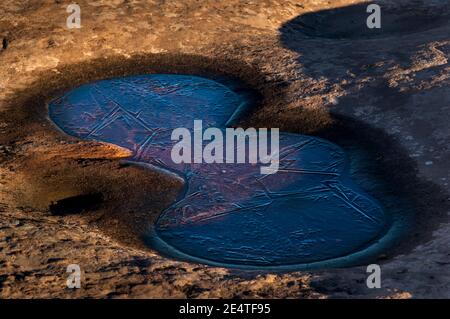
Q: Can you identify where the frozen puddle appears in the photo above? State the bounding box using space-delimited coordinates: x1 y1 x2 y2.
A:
49 74 390 269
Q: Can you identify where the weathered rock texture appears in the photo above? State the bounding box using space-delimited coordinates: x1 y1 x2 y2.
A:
0 0 449 298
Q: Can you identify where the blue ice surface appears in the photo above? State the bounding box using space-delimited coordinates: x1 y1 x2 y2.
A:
48 74 391 269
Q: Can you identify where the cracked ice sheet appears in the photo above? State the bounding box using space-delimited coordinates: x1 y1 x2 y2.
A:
48 74 386 267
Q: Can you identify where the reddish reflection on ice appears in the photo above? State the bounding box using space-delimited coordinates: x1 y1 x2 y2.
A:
49 74 386 267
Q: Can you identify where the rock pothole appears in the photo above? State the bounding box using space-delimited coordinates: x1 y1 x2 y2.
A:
49 193 103 216
46 73 413 270
283 2 449 39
